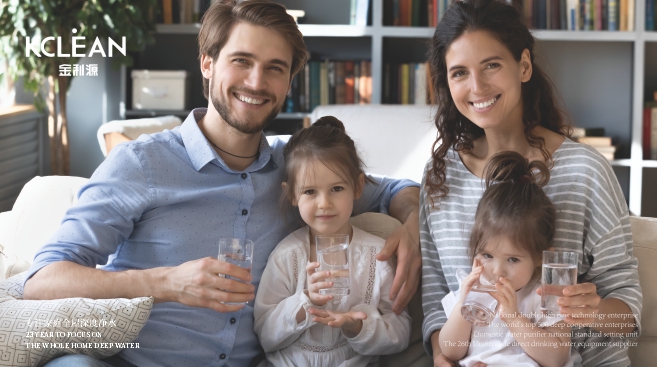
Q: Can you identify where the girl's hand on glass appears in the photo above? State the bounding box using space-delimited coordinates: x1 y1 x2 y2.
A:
305 262 333 306
459 258 484 304
490 277 519 322
308 308 367 337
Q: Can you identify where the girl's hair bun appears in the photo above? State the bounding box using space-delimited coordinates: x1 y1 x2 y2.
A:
483 151 550 188
313 116 346 132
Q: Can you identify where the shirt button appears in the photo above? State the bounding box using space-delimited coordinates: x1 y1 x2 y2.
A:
230 318 236 324
242 209 248 216
220 353 226 359
241 173 247 179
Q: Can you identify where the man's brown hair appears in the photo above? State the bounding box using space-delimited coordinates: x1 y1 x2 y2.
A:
198 0 308 99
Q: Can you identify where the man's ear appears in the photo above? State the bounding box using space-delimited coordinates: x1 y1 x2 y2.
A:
200 54 213 79
520 48 532 83
282 182 298 206
354 173 365 199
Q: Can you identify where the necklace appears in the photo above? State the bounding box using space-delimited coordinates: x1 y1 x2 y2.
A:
210 140 259 159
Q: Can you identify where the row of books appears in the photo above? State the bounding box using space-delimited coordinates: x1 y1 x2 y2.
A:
643 92 657 160
521 0 635 31
159 0 213 24
284 60 372 114
572 128 617 160
383 0 450 27
382 62 432 105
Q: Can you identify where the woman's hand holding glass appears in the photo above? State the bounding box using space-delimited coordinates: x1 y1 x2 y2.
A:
537 282 601 326
306 262 334 306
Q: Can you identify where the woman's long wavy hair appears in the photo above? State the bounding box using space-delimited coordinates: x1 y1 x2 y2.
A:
426 0 571 201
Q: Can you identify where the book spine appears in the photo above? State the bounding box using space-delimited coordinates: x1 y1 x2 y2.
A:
608 0 618 30
350 0 358 25
328 61 336 105
310 62 320 111
304 65 310 111
648 0 655 30
297 68 305 112
601 0 608 29
163 0 173 24
619 0 627 30
586 0 594 30
561 0 568 29
412 0 421 26
547 0 552 28
354 62 361 104
401 64 409 105
523 0 532 27
335 62 346 105
320 61 328 106
652 107 657 159
594 0 602 30
644 107 652 159
359 60 367 104
627 0 634 30
552 0 561 29
539 0 547 28
345 62 355 104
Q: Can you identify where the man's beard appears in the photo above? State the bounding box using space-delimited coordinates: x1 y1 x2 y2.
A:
211 86 282 135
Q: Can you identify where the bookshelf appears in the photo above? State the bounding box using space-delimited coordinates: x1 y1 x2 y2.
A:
119 0 657 217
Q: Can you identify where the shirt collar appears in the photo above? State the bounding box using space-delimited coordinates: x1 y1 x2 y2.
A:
180 108 274 173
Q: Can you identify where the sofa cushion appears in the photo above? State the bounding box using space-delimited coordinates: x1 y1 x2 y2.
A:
0 272 152 367
2 176 88 279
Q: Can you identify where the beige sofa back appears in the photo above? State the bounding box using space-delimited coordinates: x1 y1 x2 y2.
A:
628 216 657 366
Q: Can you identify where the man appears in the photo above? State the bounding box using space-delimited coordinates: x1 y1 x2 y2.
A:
24 1 422 366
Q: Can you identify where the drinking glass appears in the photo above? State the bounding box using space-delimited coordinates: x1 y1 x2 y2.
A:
218 238 254 305
315 234 350 299
541 250 578 316
459 267 499 327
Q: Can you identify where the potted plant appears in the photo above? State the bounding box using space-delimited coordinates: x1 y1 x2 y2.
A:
0 0 157 175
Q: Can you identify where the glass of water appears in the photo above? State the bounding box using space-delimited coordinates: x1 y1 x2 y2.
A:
218 238 254 305
315 234 350 300
541 250 578 316
459 267 499 327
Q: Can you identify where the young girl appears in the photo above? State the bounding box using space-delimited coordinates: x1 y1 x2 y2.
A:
439 151 581 367
254 116 411 366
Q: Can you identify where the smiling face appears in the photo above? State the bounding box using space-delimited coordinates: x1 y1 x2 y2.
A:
292 159 364 239
203 22 293 134
445 30 532 132
477 235 539 291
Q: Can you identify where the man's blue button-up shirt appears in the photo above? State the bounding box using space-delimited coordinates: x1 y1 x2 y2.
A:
27 109 418 367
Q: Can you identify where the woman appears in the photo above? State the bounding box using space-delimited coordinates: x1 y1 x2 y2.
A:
420 1 641 367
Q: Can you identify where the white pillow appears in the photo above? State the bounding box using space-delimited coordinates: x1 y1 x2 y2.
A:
0 272 153 367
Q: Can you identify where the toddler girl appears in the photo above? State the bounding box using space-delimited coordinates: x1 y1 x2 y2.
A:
254 116 411 366
439 151 580 367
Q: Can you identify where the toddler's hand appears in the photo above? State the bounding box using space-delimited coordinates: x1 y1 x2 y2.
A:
308 308 367 337
490 277 519 321
458 258 484 304
306 262 333 306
